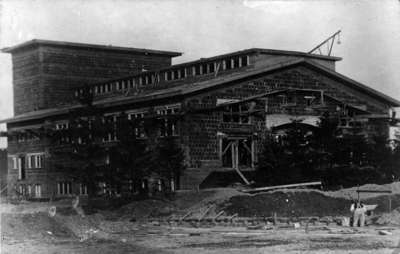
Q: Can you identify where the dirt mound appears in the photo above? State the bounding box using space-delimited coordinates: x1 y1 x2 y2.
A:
52 213 111 240
220 191 351 217
99 188 246 220
108 199 177 221
173 188 247 217
1 212 74 240
375 208 400 225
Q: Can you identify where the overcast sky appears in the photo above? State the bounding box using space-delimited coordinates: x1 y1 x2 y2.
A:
0 0 399 121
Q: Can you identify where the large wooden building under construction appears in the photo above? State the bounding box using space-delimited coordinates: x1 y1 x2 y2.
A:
1 39 399 199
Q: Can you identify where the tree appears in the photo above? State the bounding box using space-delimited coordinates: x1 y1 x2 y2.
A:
153 137 186 191
255 121 318 186
255 112 400 189
108 112 154 195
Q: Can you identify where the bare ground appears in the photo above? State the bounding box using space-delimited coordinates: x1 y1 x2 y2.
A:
3 185 400 253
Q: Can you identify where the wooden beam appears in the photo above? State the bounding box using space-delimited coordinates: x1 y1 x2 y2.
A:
356 190 392 194
234 167 251 185
243 181 322 193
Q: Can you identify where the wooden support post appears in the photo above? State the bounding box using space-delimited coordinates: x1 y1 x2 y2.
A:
229 213 238 221
218 137 223 163
180 211 192 222
198 205 214 222
213 211 225 221
251 139 256 169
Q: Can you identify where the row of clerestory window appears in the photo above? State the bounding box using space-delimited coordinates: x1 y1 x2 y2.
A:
75 55 250 97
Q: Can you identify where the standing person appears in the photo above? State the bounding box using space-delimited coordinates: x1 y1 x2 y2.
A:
350 200 366 227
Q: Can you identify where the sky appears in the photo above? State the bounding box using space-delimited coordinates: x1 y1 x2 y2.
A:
0 0 399 144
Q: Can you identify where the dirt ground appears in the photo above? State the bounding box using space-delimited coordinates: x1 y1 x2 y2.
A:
2 222 400 254
2 185 400 253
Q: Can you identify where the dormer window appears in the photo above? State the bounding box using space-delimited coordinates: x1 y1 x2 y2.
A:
209 63 215 73
173 69 179 79
226 59 232 70
241 55 249 66
166 71 172 81
234 57 240 68
202 63 208 74
222 60 227 70
194 65 201 75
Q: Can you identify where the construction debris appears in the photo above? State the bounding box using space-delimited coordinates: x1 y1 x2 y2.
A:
243 181 322 193
378 230 393 236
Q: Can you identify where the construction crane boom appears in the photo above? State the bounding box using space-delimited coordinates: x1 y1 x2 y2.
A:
308 30 341 56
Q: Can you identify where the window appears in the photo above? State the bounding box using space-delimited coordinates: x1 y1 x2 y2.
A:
221 60 226 70
116 81 121 90
18 185 24 195
226 59 232 69
233 57 240 68
194 65 201 75
241 55 249 66
57 182 72 195
27 154 43 169
17 157 25 180
202 63 207 74
103 115 118 142
139 77 143 86
27 154 44 169
35 184 41 197
156 105 180 137
173 69 179 80
166 71 172 81
55 122 69 130
304 96 315 107
12 156 18 170
208 63 215 73
79 183 88 195
222 103 250 124
128 112 146 138
129 79 135 89
27 185 32 196
278 95 287 105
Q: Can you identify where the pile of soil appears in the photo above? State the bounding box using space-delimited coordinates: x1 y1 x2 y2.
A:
108 199 177 220
220 191 351 217
172 188 247 217
1 212 74 240
375 208 400 225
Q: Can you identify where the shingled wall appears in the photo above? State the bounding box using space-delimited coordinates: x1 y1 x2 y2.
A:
181 65 391 173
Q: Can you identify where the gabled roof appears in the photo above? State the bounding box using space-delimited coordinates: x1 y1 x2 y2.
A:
96 58 400 107
1 58 399 124
1 39 182 57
